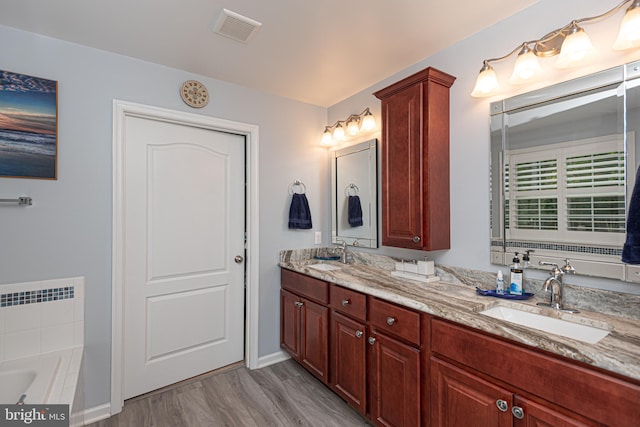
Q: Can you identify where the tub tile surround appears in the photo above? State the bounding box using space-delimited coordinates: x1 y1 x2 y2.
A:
279 249 640 382
0 277 85 361
0 277 85 425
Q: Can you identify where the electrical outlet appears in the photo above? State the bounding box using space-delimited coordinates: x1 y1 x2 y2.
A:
315 231 322 244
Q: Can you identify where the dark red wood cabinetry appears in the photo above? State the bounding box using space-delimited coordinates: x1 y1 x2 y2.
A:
280 269 329 384
281 268 640 427
374 67 456 251
430 319 640 427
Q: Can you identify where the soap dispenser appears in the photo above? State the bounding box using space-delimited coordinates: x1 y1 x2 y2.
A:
510 252 524 295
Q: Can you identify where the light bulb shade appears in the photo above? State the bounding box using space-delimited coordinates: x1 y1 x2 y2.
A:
509 49 541 84
333 124 345 141
614 3 640 50
471 64 499 97
322 129 333 145
361 112 376 131
556 26 593 69
347 118 360 136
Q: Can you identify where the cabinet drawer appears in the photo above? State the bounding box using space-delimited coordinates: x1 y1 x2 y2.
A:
330 285 366 321
281 268 329 304
431 319 640 427
369 297 420 345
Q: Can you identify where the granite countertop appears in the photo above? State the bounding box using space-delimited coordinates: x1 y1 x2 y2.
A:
279 251 640 383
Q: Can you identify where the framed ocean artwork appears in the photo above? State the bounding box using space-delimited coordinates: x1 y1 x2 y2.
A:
0 70 58 179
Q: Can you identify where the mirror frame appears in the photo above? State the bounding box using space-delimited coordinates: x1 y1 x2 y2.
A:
331 139 379 248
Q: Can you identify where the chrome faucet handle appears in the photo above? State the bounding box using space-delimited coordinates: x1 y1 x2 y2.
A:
561 259 576 274
539 261 559 268
539 260 562 277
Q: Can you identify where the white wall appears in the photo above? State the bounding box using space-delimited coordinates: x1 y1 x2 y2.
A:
329 0 640 294
0 25 330 409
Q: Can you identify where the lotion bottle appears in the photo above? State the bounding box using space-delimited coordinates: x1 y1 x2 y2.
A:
495 270 505 294
510 253 523 295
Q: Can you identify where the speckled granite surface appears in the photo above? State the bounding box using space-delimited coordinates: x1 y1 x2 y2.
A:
279 248 640 382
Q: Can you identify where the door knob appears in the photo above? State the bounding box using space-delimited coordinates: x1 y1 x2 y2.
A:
234 255 244 263
412 236 421 243
386 317 396 326
368 337 376 345
355 330 363 338
495 399 508 412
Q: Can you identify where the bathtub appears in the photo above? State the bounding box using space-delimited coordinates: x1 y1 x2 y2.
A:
0 347 84 425
0 352 61 404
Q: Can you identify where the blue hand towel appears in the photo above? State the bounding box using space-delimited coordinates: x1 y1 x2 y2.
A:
348 195 363 227
288 193 313 229
623 166 640 264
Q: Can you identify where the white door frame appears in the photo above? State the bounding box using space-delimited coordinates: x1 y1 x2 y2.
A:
110 100 260 414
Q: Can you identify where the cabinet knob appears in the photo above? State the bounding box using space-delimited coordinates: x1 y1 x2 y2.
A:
355 330 363 338
294 301 304 308
386 316 396 326
495 399 508 412
368 337 376 345
341 299 350 306
412 236 421 243
511 406 524 420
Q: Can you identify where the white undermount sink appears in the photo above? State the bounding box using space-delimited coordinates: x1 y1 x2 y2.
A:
307 263 342 272
480 305 610 344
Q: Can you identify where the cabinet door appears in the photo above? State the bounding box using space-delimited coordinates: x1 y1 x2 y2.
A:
280 289 301 360
513 396 597 427
300 298 329 384
369 332 421 427
431 358 511 427
380 83 424 250
331 311 367 413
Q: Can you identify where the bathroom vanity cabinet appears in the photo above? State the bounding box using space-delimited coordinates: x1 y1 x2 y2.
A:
374 67 456 251
281 269 423 426
280 267 640 427
430 319 640 427
280 270 329 384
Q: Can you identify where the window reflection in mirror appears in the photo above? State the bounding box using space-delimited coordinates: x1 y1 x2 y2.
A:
490 61 640 282
331 139 378 248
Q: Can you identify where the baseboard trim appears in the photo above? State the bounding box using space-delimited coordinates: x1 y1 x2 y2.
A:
255 350 290 369
82 403 111 426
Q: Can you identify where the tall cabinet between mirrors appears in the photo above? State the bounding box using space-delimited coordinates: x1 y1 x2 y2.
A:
374 67 456 251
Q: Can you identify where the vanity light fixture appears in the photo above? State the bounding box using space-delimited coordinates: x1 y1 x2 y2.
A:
322 107 376 145
471 0 640 97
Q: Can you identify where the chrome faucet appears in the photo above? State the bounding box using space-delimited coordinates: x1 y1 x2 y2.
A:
537 259 579 313
334 240 349 264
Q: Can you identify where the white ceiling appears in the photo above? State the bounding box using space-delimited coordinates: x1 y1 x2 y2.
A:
1 0 538 107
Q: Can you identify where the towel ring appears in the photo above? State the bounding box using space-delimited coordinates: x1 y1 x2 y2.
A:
345 183 359 197
289 179 307 194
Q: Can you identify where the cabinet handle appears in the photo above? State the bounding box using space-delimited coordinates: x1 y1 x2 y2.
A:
386 316 396 326
341 299 350 306
495 399 508 412
294 301 304 308
355 330 363 338
412 236 421 243
368 337 376 345
511 406 524 419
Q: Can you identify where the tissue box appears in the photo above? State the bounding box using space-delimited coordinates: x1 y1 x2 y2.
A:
394 260 435 276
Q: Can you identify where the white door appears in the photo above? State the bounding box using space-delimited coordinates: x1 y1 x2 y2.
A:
122 115 245 399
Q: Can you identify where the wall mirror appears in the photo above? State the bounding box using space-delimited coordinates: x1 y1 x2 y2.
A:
490 60 640 282
331 139 379 248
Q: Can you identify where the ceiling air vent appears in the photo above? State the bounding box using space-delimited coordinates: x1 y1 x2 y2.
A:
212 9 262 44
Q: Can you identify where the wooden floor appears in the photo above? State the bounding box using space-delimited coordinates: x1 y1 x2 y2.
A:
88 359 371 427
